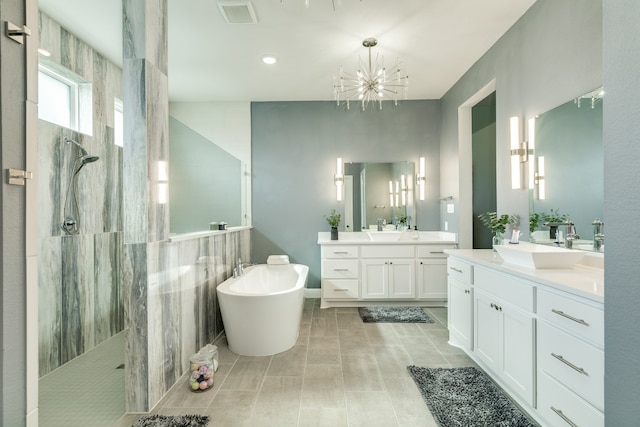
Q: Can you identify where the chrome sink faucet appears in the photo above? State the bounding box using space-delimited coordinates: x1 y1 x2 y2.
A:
592 218 605 252
377 218 383 231
544 220 579 249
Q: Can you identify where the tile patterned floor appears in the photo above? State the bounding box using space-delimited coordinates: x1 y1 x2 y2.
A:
39 332 125 427
114 299 476 427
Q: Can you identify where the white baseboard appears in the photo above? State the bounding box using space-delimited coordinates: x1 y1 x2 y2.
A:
304 288 321 299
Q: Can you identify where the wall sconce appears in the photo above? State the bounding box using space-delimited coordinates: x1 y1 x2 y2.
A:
335 157 344 201
401 174 407 206
157 160 168 204
535 156 545 200
510 116 529 189
527 117 536 189
389 180 394 207
416 157 426 200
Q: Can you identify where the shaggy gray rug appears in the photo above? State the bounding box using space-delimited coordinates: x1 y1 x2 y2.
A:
132 415 209 427
358 306 434 323
407 366 538 427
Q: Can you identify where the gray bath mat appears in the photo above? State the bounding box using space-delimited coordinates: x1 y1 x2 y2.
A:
407 366 538 427
132 415 209 427
358 306 433 323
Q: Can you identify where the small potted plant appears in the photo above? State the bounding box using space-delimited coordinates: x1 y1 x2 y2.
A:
397 213 408 231
478 211 519 248
528 212 542 242
324 209 341 240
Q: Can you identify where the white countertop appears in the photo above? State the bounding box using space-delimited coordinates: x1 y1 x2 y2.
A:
317 231 458 245
445 249 604 303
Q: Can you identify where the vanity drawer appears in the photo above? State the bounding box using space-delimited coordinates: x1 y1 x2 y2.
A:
361 245 415 258
474 266 534 312
537 370 604 427
538 288 604 347
538 321 604 411
322 279 359 299
446 257 473 284
321 245 359 259
417 245 456 258
321 259 359 279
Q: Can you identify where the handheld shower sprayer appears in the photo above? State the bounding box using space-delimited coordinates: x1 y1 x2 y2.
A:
64 138 100 174
60 138 100 234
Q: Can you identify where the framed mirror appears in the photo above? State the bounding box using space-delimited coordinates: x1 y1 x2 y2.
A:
529 87 604 251
343 161 415 231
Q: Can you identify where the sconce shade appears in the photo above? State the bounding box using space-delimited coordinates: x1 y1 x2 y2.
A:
510 116 522 189
417 157 426 200
335 157 344 201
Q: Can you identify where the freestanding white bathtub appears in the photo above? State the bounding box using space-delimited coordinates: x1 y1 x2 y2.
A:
217 263 308 356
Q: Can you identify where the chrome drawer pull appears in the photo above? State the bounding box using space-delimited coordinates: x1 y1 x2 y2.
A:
429 251 445 254
551 309 589 326
334 289 349 292
551 406 579 427
333 268 349 271
333 251 349 254
449 267 463 273
551 353 589 376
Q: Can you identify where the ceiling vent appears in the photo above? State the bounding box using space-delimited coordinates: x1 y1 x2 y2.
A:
217 1 258 24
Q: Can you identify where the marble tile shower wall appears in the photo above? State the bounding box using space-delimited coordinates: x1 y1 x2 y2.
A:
140 230 250 407
38 12 124 376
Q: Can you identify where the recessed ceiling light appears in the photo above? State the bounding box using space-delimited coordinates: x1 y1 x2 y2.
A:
262 55 278 65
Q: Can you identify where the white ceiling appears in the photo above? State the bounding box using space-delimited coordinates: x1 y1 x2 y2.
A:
37 0 536 102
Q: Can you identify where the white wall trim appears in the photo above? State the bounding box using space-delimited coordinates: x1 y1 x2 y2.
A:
305 288 321 299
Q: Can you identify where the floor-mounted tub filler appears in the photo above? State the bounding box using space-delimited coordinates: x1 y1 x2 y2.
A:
217 258 308 356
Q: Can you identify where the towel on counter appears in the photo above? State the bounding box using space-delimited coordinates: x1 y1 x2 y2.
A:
267 255 290 265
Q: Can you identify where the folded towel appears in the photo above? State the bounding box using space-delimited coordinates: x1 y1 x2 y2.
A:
267 255 290 265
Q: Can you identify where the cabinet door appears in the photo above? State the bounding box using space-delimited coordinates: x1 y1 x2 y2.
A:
361 259 388 299
474 289 501 372
448 278 472 350
501 303 535 406
417 258 447 300
388 258 415 299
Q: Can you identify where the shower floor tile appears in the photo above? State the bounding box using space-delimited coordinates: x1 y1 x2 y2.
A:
39 332 125 427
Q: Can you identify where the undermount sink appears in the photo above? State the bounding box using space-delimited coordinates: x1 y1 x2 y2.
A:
494 243 586 269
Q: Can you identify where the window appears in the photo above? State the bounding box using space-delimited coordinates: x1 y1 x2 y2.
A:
38 61 92 134
114 98 123 147
38 66 76 129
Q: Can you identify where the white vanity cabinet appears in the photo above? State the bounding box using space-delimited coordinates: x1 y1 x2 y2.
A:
445 249 605 426
361 245 415 299
536 287 604 427
318 232 458 308
473 266 535 406
447 257 474 350
320 245 359 301
416 245 450 300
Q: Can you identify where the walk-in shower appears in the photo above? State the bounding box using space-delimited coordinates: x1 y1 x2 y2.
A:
61 138 99 234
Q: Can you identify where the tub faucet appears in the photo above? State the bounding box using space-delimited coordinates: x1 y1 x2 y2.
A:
592 218 605 252
235 258 254 277
544 220 579 249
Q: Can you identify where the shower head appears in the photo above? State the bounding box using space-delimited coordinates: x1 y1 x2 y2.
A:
64 137 88 156
81 154 100 164
64 138 100 168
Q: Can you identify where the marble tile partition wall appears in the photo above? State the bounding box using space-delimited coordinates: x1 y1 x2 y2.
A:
37 12 124 376
122 229 250 411
123 0 253 412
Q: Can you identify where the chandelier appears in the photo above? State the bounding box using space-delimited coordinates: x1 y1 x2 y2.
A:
333 38 409 111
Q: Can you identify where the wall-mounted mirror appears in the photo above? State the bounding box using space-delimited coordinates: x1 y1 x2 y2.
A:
343 161 415 231
529 87 604 251
169 116 247 234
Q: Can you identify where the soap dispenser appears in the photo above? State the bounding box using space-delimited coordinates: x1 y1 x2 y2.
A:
412 225 420 240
